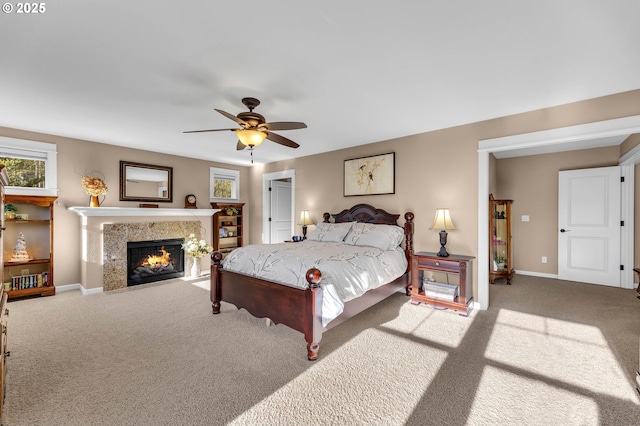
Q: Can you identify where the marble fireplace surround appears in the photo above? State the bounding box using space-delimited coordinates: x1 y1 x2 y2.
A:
69 207 218 291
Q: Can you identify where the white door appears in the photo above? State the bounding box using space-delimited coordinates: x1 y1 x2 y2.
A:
269 180 292 243
558 166 621 286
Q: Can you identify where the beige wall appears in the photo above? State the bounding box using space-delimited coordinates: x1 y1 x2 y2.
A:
0 126 250 287
494 146 620 274
255 128 480 259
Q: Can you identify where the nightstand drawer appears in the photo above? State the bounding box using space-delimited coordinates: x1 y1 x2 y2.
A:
415 256 460 273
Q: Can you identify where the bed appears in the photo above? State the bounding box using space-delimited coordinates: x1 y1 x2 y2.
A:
210 203 414 360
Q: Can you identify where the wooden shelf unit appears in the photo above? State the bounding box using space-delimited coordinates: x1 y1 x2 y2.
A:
3 194 56 299
489 194 514 285
211 202 245 258
410 251 474 316
0 165 8 418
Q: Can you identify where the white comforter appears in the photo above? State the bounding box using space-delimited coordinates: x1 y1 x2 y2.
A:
222 241 408 325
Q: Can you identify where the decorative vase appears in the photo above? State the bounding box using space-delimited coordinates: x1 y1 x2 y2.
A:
190 257 200 278
90 196 100 207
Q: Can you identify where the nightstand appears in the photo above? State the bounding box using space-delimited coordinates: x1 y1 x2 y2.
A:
410 251 474 316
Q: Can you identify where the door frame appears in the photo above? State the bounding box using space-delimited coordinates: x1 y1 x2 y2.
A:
478 114 640 311
262 169 295 244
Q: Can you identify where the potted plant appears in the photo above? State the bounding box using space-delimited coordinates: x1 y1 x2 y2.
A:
4 203 18 219
496 256 507 270
223 206 238 216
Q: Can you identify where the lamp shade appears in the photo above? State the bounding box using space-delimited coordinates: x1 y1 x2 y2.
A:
429 208 456 231
236 129 267 147
297 210 313 226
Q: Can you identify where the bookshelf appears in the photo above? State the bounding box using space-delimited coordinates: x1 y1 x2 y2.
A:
211 202 244 258
3 194 56 299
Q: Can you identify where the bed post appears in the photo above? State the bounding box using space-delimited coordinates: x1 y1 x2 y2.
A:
211 251 223 314
305 268 323 361
404 212 415 296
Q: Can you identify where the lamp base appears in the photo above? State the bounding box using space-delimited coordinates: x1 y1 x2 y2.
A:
437 230 449 257
436 245 450 257
302 225 308 240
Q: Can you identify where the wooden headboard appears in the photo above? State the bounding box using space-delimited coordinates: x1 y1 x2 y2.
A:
323 203 400 225
322 203 414 261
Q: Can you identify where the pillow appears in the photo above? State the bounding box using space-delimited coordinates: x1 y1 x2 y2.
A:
344 223 404 251
307 222 355 243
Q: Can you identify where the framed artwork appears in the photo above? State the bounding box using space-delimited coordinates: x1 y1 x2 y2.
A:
344 152 395 196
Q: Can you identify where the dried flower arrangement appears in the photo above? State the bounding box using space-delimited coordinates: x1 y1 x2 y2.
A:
81 175 108 196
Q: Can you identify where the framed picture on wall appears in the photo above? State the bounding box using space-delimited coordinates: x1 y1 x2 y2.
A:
344 152 395 196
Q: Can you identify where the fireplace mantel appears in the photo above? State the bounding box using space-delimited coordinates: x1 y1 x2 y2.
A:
69 206 218 292
69 207 218 217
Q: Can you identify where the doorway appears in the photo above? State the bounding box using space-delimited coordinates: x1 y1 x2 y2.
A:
262 170 295 244
478 114 640 310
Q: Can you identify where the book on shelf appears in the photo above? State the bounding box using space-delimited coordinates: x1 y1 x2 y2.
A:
9 271 49 290
423 280 458 301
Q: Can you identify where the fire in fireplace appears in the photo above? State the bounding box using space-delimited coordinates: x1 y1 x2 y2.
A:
127 238 185 286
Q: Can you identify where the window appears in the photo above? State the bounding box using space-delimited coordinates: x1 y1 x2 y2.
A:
0 157 46 188
210 167 240 202
0 137 58 196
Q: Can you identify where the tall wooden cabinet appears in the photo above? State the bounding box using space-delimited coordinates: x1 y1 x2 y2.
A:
0 165 9 418
489 194 514 284
3 194 56 298
211 202 245 258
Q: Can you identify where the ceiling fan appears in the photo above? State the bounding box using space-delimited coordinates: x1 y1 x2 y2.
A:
183 97 307 162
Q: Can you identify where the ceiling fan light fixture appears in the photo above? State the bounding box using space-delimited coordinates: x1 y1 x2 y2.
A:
236 129 267 147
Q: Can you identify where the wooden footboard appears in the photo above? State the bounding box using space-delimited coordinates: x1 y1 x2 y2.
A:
211 252 324 360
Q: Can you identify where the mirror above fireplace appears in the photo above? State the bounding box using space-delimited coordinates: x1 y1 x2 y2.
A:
119 161 173 203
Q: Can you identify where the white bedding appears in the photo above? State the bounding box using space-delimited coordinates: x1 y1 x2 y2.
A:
222 240 408 326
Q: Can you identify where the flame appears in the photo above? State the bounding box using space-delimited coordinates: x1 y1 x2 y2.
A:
141 247 171 268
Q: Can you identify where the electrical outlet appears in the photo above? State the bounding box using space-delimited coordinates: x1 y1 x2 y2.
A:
541 256 547 264
21 268 29 275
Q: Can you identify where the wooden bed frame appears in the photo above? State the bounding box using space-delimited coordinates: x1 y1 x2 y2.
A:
210 203 414 360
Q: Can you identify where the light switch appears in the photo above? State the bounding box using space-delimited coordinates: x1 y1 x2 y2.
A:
521 215 530 222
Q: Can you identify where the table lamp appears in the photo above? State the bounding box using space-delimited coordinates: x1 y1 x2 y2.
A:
298 210 314 240
430 208 456 257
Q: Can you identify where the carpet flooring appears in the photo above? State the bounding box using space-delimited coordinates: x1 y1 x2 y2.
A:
1 274 639 425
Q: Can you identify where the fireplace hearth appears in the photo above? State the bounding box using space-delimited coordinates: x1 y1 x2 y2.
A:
127 238 185 286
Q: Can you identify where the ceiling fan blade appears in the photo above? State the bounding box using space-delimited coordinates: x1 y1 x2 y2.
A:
215 108 248 126
236 140 246 151
183 128 236 134
266 131 300 149
263 121 307 131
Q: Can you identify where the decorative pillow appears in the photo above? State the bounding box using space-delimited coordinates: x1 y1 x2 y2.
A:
344 223 404 251
307 222 355 243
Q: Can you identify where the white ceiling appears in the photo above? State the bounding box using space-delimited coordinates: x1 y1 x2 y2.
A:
1 1 640 166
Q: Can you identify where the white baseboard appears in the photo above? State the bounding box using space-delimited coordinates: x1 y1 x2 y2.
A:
56 283 103 295
516 270 637 289
515 270 559 279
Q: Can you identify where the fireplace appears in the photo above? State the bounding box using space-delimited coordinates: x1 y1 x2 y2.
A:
127 238 185 286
